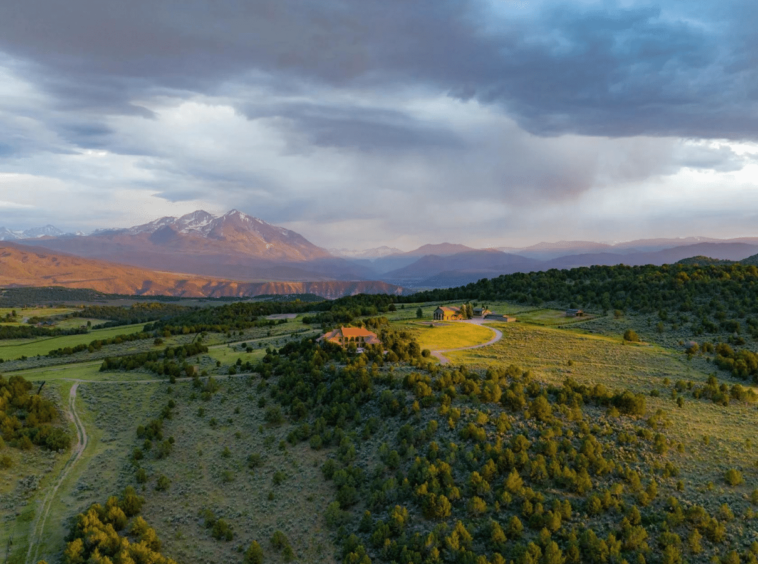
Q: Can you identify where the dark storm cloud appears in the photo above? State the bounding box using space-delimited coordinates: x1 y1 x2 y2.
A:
0 0 756 140
238 103 464 152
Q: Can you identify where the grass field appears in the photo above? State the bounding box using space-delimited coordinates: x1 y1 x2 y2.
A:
0 323 146 360
512 307 597 326
396 321 495 351
6 299 758 563
447 321 758 484
206 346 267 366
137 378 338 563
10 361 163 382
14 377 339 563
0 307 77 319
28 381 169 563
448 322 703 390
52 317 110 330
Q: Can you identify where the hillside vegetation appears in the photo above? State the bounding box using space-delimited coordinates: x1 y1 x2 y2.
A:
2 265 758 564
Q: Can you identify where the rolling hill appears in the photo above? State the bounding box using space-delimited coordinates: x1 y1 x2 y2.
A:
0 242 406 298
382 249 540 286
386 242 758 288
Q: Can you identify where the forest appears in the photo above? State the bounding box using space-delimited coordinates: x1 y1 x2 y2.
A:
403 263 758 319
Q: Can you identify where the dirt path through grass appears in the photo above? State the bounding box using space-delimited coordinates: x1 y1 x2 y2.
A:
26 383 88 564
22 373 253 561
431 320 503 364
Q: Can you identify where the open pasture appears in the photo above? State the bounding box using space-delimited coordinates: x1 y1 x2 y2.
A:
51 317 110 330
0 306 77 319
448 322 699 390
0 323 146 360
9 361 162 383
448 321 758 473
513 307 598 326
206 345 267 367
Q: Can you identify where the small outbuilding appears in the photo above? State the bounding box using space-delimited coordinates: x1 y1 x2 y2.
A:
484 314 516 323
565 309 584 317
473 307 491 318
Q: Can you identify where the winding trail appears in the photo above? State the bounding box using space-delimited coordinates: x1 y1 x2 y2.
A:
22 372 257 559
26 383 88 564
430 319 504 365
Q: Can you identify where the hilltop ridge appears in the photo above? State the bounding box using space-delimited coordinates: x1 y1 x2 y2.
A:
0 242 405 298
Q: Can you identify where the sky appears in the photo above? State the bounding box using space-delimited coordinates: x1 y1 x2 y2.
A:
1 0 758 251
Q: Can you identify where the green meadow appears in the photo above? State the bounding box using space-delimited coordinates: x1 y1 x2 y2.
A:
0 323 146 360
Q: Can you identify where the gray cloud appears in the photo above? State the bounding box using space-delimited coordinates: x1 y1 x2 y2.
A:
0 1 756 140
0 0 757 249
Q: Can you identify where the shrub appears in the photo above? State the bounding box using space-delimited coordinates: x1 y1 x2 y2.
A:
623 329 640 342
725 468 743 487
245 541 264 564
325 501 348 529
120 486 145 517
264 406 284 425
212 518 234 541
271 530 290 551
247 453 263 468
155 474 170 491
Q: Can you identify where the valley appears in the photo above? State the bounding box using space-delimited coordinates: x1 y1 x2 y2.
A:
4 2 757 563
2 261 758 563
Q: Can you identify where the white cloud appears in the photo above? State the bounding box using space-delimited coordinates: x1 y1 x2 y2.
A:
0 57 757 248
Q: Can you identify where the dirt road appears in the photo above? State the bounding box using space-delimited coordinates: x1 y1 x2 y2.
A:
26 383 88 564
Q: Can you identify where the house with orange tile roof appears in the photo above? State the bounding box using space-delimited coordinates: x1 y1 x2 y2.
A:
318 326 382 349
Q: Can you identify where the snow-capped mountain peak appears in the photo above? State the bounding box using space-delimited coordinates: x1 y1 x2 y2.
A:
23 225 66 238
175 210 216 235
0 225 74 240
0 227 20 241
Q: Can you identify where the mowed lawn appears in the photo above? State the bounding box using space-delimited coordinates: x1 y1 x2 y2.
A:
0 323 146 360
398 321 496 351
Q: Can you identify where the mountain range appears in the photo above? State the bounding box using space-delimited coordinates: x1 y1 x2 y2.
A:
11 210 378 283
5 210 758 295
0 225 82 241
0 242 404 298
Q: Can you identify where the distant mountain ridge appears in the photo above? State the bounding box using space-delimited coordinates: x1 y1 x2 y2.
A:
9 211 758 292
13 209 366 283
87 209 331 261
328 246 403 260
0 224 78 241
371 242 758 289
0 242 406 298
